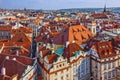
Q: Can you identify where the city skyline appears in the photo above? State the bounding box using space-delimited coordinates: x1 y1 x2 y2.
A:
0 0 120 10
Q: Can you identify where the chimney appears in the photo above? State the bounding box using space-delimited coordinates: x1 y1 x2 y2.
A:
1 67 6 75
12 58 16 61
40 51 42 54
41 33 43 35
46 43 51 49
55 26 58 31
52 50 54 54
72 40 75 43
47 35 49 39
16 50 19 56
5 56 9 59
43 44 46 47
66 41 70 48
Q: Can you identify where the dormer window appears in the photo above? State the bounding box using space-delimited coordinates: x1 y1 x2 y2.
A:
102 50 105 55
107 50 109 54
78 29 81 32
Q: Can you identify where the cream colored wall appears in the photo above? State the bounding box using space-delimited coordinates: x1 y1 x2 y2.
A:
43 54 88 80
91 56 120 80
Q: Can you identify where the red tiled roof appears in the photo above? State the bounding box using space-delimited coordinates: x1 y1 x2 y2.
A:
92 13 108 19
0 25 12 31
63 43 82 58
0 74 11 80
53 25 93 45
11 31 32 44
94 41 116 59
12 27 32 34
0 54 34 79
41 50 51 58
47 53 58 64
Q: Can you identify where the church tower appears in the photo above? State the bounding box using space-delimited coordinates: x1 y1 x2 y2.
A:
103 4 107 13
87 21 97 35
91 21 97 35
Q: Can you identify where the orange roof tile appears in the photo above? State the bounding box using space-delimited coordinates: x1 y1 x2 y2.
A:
11 31 32 44
47 53 58 64
53 25 93 45
63 43 82 58
0 54 34 79
94 41 116 59
0 25 12 31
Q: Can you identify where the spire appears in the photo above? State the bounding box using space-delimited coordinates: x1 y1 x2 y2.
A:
103 4 106 13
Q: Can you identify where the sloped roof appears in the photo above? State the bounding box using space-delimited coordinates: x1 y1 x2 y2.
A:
47 53 58 64
0 74 11 80
11 31 32 44
12 27 32 34
0 25 12 31
91 13 108 19
94 41 116 59
53 25 93 45
0 54 34 79
63 43 83 58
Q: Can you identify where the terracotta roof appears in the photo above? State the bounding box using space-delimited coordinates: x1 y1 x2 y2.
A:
63 43 83 58
94 41 116 59
0 54 34 79
2 46 30 57
0 25 12 31
12 27 32 34
53 25 93 45
47 53 58 64
41 50 51 58
92 13 108 19
0 74 11 80
11 31 32 44
37 13 44 17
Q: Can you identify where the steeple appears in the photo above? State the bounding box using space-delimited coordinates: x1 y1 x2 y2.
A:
103 4 106 13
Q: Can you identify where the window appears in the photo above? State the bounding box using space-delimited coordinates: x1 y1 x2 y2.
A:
66 74 68 77
93 28 96 33
59 64 62 67
107 50 109 54
63 63 64 66
108 63 111 69
102 50 105 55
108 71 111 78
104 72 107 79
104 63 107 70
112 62 115 68
112 70 116 77
55 72 57 75
61 76 63 80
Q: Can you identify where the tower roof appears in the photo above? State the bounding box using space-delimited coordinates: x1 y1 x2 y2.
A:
103 4 107 13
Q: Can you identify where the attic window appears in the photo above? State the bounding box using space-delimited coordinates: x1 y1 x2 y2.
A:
73 30 76 33
17 38 23 42
81 36 86 41
78 29 81 32
107 50 109 54
102 50 105 55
